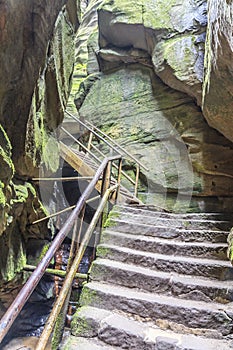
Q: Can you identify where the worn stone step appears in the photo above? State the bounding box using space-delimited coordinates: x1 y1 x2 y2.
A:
101 230 228 260
112 205 232 221
105 217 229 238
70 306 233 350
104 224 229 243
96 244 233 280
109 213 232 230
80 282 233 335
90 258 233 303
61 335 120 350
105 220 229 242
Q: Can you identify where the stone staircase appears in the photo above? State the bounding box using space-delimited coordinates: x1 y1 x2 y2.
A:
62 205 233 350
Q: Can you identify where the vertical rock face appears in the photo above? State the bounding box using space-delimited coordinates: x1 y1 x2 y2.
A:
98 0 206 105
202 0 233 143
0 1 79 285
71 0 233 210
0 0 78 175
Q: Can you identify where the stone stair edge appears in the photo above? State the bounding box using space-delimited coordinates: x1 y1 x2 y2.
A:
96 243 232 266
69 305 233 350
101 230 228 248
81 281 233 313
91 257 233 288
112 204 233 217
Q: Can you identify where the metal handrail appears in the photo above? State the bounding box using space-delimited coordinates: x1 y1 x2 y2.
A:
86 119 148 171
65 110 148 171
64 111 145 196
0 154 121 345
36 183 118 350
60 126 101 164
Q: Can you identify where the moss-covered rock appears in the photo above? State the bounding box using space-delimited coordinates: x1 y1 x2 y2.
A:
97 0 206 104
0 124 14 184
202 0 233 143
0 180 50 282
67 0 103 114
78 65 233 200
25 8 76 176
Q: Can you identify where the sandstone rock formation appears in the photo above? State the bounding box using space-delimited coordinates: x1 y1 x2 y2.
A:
1 0 233 310
70 0 233 211
0 0 79 291
202 0 233 143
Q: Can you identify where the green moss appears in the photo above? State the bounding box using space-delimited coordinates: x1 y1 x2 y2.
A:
100 0 177 29
52 312 66 350
103 210 120 229
79 285 98 306
71 308 92 337
11 182 37 205
3 241 26 281
103 218 117 229
161 35 197 82
0 125 15 183
96 245 110 258
39 242 51 260
0 182 6 207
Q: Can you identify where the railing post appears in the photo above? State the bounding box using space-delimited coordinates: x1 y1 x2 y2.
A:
101 161 112 199
51 206 85 349
115 158 122 203
35 184 118 350
94 161 112 255
87 130 93 151
134 164 140 198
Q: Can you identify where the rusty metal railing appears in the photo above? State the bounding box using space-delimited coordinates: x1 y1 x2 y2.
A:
0 154 122 346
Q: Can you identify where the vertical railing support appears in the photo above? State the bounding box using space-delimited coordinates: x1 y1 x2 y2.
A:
87 130 93 151
134 164 140 197
115 158 122 203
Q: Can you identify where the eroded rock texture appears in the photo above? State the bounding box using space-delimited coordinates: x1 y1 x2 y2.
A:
70 0 233 209
202 0 233 143
0 1 78 286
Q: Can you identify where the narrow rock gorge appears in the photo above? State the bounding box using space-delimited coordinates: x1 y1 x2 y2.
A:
0 0 79 315
1 0 233 348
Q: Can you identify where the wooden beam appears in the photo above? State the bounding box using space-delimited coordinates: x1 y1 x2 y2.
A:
59 142 102 194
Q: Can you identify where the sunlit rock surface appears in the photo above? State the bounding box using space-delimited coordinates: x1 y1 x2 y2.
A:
202 0 233 143
71 0 233 204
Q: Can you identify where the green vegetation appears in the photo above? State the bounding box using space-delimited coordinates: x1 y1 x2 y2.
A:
0 182 5 207
103 210 120 228
79 285 98 306
71 307 92 337
96 245 110 258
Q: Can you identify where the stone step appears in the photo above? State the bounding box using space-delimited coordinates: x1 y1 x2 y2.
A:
106 218 231 234
104 224 229 243
96 244 233 280
101 230 228 260
70 306 233 350
62 335 120 350
80 282 233 335
90 258 233 303
105 220 229 242
109 207 232 230
113 205 232 221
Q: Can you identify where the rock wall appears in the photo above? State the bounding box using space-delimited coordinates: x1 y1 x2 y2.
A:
69 0 233 211
1 0 233 287
202 0 233 143
0 0 79 286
